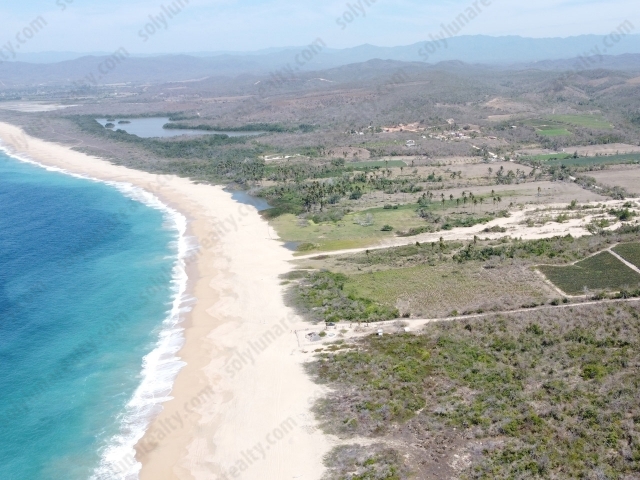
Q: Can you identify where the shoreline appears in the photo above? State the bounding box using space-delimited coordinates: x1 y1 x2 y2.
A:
0 141 194 479
0 122 331 480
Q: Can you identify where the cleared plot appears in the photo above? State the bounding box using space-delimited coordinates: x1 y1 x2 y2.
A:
547 154 640 167
537 127 572 137
523 119 572 137
539 251 640 295
548 114 613 130
569 143 640 156
587 167 640 194
613 243 640 269
344 262 554 318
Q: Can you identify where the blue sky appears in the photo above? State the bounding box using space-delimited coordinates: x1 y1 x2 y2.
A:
0 0 638 53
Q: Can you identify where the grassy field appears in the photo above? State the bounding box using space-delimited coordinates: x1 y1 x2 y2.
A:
538 251 640 295
537 127 573 137
547 153 640 167
308 303 640 479
613 243 640 269
523 119 572 136
271 204 424 252
272 201 499 252
521 153 573 161
523 114 611 138
344 262 553 318
548 114 613 130
347 160 407 169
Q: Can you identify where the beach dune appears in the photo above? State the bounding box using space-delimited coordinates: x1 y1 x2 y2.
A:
0 122 330 480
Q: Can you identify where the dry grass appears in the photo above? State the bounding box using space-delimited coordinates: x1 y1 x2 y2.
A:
344 261 555 318
588 168 640 195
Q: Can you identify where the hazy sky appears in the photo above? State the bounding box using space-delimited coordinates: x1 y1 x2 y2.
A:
0 0 638 54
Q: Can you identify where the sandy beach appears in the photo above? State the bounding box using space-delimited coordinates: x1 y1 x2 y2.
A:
0 122 331 480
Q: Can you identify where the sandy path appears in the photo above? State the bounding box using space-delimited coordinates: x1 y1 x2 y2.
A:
293 297 640 348
0 123 331 480
608 248 640 275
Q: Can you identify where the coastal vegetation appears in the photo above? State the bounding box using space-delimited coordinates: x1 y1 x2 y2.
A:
4 49 640 480
288 271 398 324
291 231 640 320
309 303 640 478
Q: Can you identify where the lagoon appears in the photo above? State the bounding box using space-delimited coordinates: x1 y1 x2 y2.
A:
96 117 265 139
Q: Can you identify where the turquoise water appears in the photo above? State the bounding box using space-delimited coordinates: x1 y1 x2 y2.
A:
0 151 187 479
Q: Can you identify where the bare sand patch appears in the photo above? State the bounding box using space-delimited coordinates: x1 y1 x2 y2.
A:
0 102 77 112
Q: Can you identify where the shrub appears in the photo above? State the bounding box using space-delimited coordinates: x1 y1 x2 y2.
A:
290 271 399 323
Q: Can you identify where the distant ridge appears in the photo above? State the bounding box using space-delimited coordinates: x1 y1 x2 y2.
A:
2 36 640 87
8 34 640 65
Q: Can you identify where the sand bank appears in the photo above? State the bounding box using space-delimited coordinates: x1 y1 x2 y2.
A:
0 122 330 480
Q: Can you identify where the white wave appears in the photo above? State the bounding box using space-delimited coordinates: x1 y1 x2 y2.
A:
0 142 196 480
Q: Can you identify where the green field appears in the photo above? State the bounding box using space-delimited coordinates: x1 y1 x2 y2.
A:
522 153 573 161
271 204 424 252
539 251 640 295
548 114 613 130
347 160 407 169
523 114 612 138
546 153 640 167
273 194 512 252
613 243 640 269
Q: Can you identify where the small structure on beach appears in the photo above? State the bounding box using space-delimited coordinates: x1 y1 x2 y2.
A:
306 332 321 342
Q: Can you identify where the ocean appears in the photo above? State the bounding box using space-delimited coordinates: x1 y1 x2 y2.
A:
0 149 188 479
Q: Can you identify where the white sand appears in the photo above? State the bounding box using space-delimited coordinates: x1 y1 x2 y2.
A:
0 122 331 480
